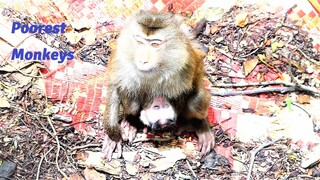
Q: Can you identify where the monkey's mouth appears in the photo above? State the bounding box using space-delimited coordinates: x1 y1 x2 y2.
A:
138 68 156 74
135 62 160 74
151 120 176 131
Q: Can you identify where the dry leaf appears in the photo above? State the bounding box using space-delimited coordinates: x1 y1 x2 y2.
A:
141 173 151 180
68 173 85 180
235 12 248 27
125 162 138 176
81 28 96 45
210 25 218 34
297 95 310 104
83 168 105 180
122 151 139 163
149 148 186 172
77 151 121 175
244 58 259 76
214 37 224 43
279 73 291 82
271 41 284 52
65 30 82 44
0 97 10 108
264 39 271 46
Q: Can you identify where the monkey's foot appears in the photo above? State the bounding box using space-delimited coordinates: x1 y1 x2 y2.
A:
102 135 122 162
120 119 137 143
197 131 215 161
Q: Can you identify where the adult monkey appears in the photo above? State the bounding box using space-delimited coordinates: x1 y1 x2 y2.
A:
102 10 214 161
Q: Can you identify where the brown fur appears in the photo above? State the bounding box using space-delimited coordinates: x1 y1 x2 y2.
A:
102 10 214 161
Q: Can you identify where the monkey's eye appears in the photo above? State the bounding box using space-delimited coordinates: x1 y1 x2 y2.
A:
150 42 160 47
153 105 160 110
133 35 145 45
149 40 162 48
136 40 144 45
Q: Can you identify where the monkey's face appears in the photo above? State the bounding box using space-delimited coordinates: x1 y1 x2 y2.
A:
140 97 176 131
132 34 166 73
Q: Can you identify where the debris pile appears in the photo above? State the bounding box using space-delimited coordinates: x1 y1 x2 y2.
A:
200 5 320 96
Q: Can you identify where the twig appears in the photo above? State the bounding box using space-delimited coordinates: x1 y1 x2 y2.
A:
239 47 260 58
292 103 311 118
210 81 291 87
133 133 174 143
239 31 270 58
246 138 282 180
296 48 320 66
297 174 315 178
215 48 246 61
11 105 71 152
284 44 320 66
281 4 297 25
21 101 31 124
210 86 296 96
70 143 101 151
142 147 165 158
209 81 320 96
186 159 198 180
46 116 68 179
36 147 54 180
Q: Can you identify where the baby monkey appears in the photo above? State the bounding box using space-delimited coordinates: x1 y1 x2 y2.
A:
119 96 176 144
140 96 177 132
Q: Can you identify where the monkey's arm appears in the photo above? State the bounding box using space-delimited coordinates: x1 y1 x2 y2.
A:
104 89 122 141
102 88 122 161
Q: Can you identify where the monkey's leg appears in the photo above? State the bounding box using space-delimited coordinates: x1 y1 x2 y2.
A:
184 89 215 160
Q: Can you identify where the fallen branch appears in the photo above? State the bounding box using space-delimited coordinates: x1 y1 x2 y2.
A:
246 138 282 180
71 144 101 152
210 86 296 96
209 81 320 96
210 81 294 87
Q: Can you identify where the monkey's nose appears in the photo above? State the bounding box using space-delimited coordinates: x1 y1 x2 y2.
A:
166 119 175 125
139 59 149 64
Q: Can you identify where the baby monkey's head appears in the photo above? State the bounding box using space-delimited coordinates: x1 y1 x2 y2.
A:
140 96 177 131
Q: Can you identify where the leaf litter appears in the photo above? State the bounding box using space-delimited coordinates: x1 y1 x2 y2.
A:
0 3 320 180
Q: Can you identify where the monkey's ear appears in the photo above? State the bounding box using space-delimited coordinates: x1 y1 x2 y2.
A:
109 39 117 49
173 14 186 24
132 10 146 19
137 10 146 14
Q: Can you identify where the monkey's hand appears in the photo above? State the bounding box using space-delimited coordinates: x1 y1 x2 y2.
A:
102 134 122 161
197 130 215 161
102 125 122 161
120 119 137 143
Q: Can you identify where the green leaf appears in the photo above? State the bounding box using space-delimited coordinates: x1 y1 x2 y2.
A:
258 54 266 61
271 43 278 52
215 37 224 43
285 97 292 111
3 137 12 142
